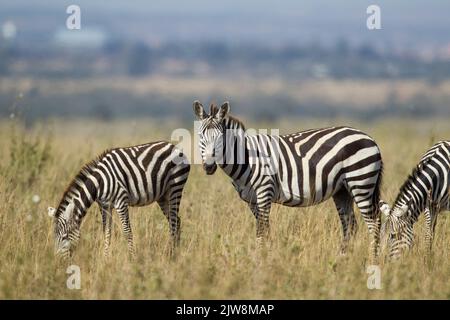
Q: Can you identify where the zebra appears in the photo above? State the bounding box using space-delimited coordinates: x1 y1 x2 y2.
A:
47 141 190 259
380 140 450 259
193 100 383 261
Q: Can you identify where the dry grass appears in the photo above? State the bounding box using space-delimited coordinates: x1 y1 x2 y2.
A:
0 117 449 299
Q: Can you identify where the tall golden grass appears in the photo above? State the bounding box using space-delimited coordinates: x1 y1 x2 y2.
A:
0 118 448 299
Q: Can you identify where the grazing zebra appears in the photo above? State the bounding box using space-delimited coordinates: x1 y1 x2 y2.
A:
193 101 383 261
47 141 190 258
380 140 450 259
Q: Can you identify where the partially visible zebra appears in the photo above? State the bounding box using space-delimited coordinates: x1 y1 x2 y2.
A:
47 141 190 258
380 140 450 259
193 101 383 261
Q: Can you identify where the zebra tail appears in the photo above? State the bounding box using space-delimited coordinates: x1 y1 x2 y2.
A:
372 160 384 216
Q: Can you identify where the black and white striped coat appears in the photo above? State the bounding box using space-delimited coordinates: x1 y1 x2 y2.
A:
380 140 450 259
193 101 383 260
48 141 190 258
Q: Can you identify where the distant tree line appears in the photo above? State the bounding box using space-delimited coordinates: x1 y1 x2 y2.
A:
2 39 450 81
1 89 449 124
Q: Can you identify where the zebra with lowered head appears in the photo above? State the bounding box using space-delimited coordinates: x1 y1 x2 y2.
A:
380 140 450 259
47 141 190 258
193 100 383 261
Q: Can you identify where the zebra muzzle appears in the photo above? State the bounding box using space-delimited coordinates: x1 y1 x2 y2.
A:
203 163 217 175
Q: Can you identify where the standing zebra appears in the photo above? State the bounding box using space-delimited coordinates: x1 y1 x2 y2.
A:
193 101 383 261
47 141 190 258
380 140 450 259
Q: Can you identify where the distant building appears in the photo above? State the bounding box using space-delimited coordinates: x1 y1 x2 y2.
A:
53 27 108 49
2 21 17 40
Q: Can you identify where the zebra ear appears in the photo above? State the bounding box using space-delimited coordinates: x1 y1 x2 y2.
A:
216 101 230 121
193 100 205 120
47 207 56 217
62 202 75 221
379 200 391 217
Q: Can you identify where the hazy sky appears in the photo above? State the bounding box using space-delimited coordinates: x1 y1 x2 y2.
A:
1 0 449 48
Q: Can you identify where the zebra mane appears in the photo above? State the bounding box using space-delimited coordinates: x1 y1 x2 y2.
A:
210 103 219 117
202 101 245 131
223 114 246 131
393 155 434 207
56 150 108 215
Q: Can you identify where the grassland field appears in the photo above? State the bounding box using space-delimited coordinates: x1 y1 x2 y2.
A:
0 117 449 299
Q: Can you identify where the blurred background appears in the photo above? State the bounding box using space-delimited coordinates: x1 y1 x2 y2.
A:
1 0 450 123
2 1 450 301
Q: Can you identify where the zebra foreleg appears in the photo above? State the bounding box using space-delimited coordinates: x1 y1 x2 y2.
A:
116 204 135 257
424 206 438 259
100 204 113 257
249 201 271 248
424 189 440 260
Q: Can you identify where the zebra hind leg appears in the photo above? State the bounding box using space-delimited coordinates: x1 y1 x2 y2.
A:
350 190 381 264
333 189 358 255
360 209 381 264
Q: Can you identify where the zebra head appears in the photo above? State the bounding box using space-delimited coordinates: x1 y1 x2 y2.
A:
48 199 81 258
379 199 413 258
380 200 408 236
193 100 230 175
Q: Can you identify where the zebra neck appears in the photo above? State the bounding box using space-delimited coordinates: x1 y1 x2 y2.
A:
63 174 98 221
219 134 251 184
394 178 426 221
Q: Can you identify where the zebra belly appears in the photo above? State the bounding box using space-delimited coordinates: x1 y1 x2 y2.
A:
276 188 335 207
276 174 343 207
117 184 158 207
126 171 168 206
